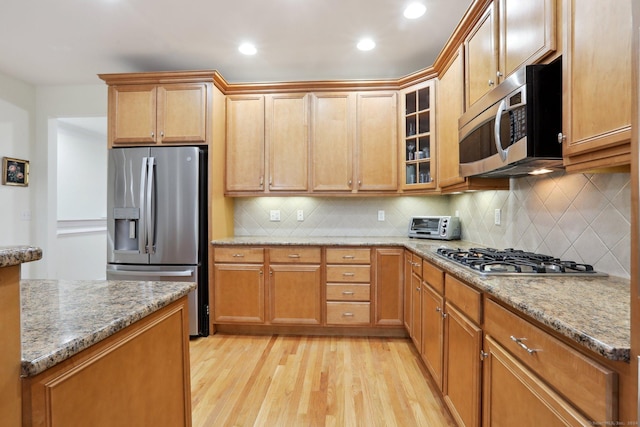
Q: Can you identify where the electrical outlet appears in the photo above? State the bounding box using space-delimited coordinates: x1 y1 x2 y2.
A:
270 210 281 221
21 210 31 221
378 210 385 221
494 208 501 225
297 209 304 221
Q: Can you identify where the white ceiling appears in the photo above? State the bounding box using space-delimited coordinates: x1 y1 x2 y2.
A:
0 0 472 86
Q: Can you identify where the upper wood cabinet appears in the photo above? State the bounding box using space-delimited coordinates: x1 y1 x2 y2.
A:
400 80 436 191
108 83 209 146
311 92 355 192
464 0 556 109
356 92 398 192
265 93 310 192
311 91 398 193
561 0 632 173
225 95 265 192
437 48 509 193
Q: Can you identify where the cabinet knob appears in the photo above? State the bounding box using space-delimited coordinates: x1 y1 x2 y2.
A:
151 132 155 138
488 79 495 86
348 180 352 186
259 176 264 187
358 180 361 187
435 307 441 312
557 132 566 144
160 131 164 137
496 71 503 78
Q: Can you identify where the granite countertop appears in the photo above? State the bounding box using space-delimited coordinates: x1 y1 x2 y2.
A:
0 245 42 267
21 279 196 377
211 236 631 362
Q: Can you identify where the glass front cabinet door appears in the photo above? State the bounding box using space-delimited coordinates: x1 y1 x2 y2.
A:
401 80 436 190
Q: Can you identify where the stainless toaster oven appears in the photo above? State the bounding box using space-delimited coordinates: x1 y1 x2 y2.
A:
408 216 460 240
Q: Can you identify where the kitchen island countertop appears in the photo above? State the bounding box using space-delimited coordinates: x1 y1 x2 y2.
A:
211 236 630 362
0 245 42 267
21 279 196 377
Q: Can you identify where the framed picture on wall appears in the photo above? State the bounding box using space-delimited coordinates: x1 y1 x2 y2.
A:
2 157 29 187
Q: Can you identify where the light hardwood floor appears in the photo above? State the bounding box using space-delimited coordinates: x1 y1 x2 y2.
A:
190 334 456 426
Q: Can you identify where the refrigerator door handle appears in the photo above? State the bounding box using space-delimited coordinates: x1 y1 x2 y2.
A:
139 157 149 254
108 269 195 277
146 157 156 254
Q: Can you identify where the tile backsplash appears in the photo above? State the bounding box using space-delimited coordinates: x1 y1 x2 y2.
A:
233 172 630 278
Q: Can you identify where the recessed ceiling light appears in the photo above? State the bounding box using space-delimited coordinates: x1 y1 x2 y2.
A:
357 38 376 51
238 43 257 55
404 3 426 19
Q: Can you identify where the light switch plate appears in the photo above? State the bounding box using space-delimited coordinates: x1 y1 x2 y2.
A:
378 210 385 221
270 210 281 221
494 208 501 225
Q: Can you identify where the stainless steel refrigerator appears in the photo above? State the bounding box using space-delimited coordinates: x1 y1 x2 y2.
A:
106 146 208 336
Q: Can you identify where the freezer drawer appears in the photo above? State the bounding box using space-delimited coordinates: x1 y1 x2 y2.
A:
106 264 200 336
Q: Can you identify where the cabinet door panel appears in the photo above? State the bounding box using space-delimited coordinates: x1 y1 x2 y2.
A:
311 93 354 192
421 284 444 391
563 0 632 163
158 83 207 144
269 264 321 325
226 95 265 192
444 303 482 427
213 264 264 323
437 49 466 189
110 85 157 145
266 94 309 191
465 4 498 108
374 248 403 326
357 92 398 191
499 0 556 78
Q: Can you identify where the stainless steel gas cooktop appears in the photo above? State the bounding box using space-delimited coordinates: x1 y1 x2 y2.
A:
436 247 607 277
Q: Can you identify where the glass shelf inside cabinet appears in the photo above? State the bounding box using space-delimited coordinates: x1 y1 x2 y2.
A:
404 85 432 186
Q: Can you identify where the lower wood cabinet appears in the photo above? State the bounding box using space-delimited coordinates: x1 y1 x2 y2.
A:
22 298 192 427
213 247 265 324
421 282 445 391
325 247 372 326
482 335 592 426
268 247 321 325
373 248 404 326
484 298 617 424
443 302 483 427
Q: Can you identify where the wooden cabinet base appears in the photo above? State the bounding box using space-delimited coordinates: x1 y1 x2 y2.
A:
22 297 192 427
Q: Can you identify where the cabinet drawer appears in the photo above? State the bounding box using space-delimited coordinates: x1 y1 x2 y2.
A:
326 265 370 283
444 275 481 324
411 254 422 276
326 302 370 325
326 248 371 264
484 299 617 422
422 260 444 294
326 284 370 301
269 247 321 263
214 247 264 263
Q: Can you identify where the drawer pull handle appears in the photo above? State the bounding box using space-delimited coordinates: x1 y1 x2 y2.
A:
510 336 541 355
343 255 355 259
343 272 355 277
288 254 301 258
343 312 354 317
342 291 355 295
233 254 245 257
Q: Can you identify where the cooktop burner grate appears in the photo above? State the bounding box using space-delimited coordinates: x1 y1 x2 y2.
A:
435 247 606 276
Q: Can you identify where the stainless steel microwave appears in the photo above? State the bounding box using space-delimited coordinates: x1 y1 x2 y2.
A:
408 216 460 240
458 58 563 178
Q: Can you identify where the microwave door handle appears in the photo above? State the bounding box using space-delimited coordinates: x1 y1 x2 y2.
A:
139 157 149 254
494 99 508 162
